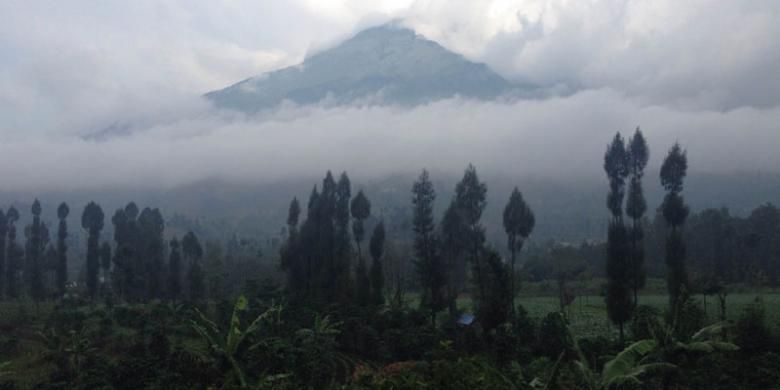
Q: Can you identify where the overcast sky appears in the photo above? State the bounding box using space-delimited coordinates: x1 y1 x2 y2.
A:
0 0 779 191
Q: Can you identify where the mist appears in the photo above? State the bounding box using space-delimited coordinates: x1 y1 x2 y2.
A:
1 0 779 192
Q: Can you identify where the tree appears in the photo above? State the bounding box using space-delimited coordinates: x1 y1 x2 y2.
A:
82 202 104 300
604 133 633 343
334 172 353 301
139 207 165 300
661 143 690 311
626 128 649 306
183 231 205 302
441 200 468 316
453 164 488 303
56 202 69 297
411 169 445 323
474 249 512 332
350 190 371 260
28 199 46 305
168 238 182 302
0 210 6 298
502 187 535 314
350 190 371 305
100 242 111 289
111 203 144 301
369 221 386 306
281 198 305 294
606 221 633 343
5 207 20 299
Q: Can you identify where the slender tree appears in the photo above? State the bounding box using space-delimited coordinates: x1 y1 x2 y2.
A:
281 198 305 294
661 143 690 311
350 190 371 260
369 221 386 306
139 207 165 300
0 210 6 298
168 238 182 302
28 200 45 306
441 200 468 316
100 242 111 293
350 190 371 305
603 133 632 343
5 207 20 299
82 202 104 300
183 231 205 301
55 202 69 297
412 170 445 324
474 248 513 332
334 172 353 301
453 164 488 302
502 187 535 314
626 128 649 306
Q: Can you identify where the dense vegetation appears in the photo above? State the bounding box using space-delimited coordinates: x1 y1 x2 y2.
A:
0 131 778 389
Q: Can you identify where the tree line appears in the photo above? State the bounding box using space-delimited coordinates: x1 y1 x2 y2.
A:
0 200 208 304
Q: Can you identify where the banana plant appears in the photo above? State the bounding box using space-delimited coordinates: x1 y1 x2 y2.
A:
532 312 737 390
189 295 283 389
599 340 676 389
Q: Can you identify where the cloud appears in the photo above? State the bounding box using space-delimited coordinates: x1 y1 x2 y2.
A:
0 1 778 192
0 89 777 192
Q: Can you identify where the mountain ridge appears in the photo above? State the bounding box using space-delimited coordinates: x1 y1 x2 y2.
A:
205 23 520 112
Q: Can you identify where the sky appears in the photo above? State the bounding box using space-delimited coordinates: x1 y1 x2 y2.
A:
0 0 779 191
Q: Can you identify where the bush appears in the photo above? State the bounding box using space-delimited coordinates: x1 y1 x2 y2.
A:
537 312 570 359
735 299 773 354
577 336 613 369
112 305 147 329
667 297 705 341
631 305 660 340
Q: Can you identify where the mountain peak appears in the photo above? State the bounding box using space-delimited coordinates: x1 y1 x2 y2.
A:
206 23 516 112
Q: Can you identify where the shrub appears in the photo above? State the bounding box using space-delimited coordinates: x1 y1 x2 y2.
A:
537 312 570 359
735 299 773 354
667 297 705 341
631 305 660 340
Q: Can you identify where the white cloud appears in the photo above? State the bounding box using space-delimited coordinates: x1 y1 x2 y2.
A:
0 0 778 191
0 90 777 192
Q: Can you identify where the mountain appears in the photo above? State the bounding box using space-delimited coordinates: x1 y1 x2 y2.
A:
205 23 518 112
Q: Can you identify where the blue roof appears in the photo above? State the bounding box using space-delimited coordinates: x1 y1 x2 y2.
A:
457 313 475 326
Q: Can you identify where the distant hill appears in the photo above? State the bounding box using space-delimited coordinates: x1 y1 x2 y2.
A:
205 23 521 112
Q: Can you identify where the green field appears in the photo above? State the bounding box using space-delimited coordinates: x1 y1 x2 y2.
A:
512 293 780 338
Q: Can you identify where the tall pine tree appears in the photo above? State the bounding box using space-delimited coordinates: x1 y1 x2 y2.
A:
168 238 182 302
82 202 104 300
502 187 535 314
280 198 305 294
100 242 111 294
350 190 371 305
453 164 487 303
626 128 649 306
661 143 690 311
183 231 205 302
412 169 445 324
5 207 20 299
441 200 468 316
28 200 45 306
369 221 386 306
604 133 632 343
56 202 69 297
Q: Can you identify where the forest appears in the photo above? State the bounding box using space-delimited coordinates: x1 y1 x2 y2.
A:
0 128 778 389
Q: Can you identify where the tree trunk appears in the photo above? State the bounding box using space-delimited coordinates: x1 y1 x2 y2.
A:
473 228 485 303
510 236 516 316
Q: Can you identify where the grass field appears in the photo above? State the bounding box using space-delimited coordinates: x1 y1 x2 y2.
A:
428 290 780 340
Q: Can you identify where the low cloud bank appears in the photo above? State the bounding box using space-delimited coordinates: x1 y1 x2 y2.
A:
1 88 778 192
